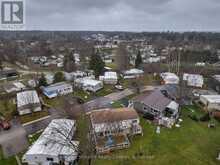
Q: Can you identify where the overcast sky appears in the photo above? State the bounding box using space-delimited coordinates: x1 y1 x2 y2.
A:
26 0 220 31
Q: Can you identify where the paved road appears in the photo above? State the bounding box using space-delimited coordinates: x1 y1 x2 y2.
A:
24 108 65 135
104 88 134 101
83 97 112 113
0 119 28 157
84 86 159 113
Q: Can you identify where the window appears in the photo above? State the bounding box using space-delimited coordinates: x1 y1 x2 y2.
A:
46 157 54 161
132 120 137 123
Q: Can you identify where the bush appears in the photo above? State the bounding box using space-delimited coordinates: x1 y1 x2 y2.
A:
200 113 210 122
188 114 199 122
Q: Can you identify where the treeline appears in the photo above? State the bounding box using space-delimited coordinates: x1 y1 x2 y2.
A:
180 50 218 64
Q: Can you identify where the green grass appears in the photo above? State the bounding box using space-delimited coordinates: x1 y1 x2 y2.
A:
119 75 156 89
28 131 42 145
95 85 115 97
0 99 16 119
19 110 49 124
73 89 92 102
91 106 220 165
105 63 117 70
111 101 124 108
43 95 66 107
0 148 17 165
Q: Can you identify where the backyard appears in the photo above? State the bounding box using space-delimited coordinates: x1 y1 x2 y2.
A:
1 105 220 165
91 105 220 165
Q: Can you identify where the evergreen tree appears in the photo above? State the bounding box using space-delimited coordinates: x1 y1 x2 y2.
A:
135 50 142 68
53 71 65 83
89 52 105 77
38 74 48 87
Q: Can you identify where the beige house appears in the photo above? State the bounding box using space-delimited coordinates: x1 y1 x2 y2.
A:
89 108 142 153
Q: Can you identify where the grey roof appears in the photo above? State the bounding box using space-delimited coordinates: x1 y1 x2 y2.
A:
133 90 171 112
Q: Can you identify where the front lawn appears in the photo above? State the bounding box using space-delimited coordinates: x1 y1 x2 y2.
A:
19 110 49 124
91 106 220 165
0 99 16 120
95 85 115 97
0 148 17 165
28 131 43 145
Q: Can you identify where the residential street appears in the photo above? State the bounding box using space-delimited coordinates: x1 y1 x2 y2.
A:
0 85 158 157
84 86 159 112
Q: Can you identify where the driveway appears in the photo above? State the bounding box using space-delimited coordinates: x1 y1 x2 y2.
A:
24 108 65 135
83 86 159 113
0 119 28 157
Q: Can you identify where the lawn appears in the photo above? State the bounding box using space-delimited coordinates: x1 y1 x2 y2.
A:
0 99 16 120
0 148 17 165
19 110 49 124
120 74 156 88
91 106 220 165
95 85 115 97
28 131 43 145
73 89 92 102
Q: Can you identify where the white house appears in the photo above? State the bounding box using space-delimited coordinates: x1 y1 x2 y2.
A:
75 78 103 92
17 90 42 115
122 68 144 79
42 82 73 99
64 71 87 81
44 73 54 85
200 95 220 111
160 72 179 85
4 82 26 93
99 71 118 85
22 119 79 165
183 73 204 88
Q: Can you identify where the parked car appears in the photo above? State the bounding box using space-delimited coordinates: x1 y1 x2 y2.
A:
115 85 124 91
0 120 11 130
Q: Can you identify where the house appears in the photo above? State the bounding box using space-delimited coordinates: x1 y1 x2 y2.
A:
22 119 79 165
132 89 179 128
75 78 103 92
89 108 142 153
64 71 87 81
28 79 38 88
183 73 204 88
4 82 26 93
209 75 220 94
99 71 118 85
41 82 73 99
0 69 18 80
17 90 42 115
199 95 220 111
160 72 179 85
122 68 144 79
44 73 54 85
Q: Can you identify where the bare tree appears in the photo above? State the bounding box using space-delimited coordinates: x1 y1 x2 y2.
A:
116 43 129 71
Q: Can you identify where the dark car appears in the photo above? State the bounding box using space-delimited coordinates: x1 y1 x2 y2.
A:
0 120 11 130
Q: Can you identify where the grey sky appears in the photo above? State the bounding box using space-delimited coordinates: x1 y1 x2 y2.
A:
26 0 220 31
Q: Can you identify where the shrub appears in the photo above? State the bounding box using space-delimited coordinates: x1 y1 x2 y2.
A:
200 113 210 122
188 114 199 122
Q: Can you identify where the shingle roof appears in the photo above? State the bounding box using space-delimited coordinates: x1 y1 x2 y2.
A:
133 90 171 112
90 108 139 124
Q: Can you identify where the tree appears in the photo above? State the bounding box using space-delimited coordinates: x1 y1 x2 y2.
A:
0 59 3 70
135 50 142 68
53 71 65 83
116 43 129 71
38 74 48 87
64 51 76 72
89 52 105 77
77 113 93 165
